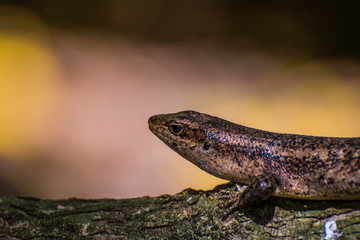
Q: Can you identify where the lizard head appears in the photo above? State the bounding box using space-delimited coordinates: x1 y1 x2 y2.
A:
148 111 212 154
148 110 243 180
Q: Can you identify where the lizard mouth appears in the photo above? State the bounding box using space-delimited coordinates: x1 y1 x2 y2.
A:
148 115 170 141
148 115 162 134
148 115 157 132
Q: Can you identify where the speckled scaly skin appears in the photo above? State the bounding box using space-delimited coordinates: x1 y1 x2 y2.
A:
148 111 360 211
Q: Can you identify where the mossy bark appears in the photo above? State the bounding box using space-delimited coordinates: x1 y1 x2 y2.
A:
0 183 359 239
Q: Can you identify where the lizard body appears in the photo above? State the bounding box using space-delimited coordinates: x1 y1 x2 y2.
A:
148 111 360 214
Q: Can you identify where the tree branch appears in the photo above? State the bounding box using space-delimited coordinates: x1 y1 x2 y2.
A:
0 183 359 239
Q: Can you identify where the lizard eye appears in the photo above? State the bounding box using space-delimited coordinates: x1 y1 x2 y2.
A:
168 123 183 135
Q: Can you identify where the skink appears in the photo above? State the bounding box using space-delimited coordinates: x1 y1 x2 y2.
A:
148 111 360 215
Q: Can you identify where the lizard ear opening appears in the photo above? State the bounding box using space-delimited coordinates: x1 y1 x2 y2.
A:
168 123 184 135
203 142 211 150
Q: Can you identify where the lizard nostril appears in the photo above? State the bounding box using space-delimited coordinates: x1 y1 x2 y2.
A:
148 116 155 130
148 115 162 130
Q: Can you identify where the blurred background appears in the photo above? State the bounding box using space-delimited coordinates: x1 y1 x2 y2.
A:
0 1 359 199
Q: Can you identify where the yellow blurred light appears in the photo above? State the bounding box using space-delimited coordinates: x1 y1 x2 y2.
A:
0 34 60 159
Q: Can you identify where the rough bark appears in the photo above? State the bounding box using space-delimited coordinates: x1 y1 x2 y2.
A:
0 182 359 239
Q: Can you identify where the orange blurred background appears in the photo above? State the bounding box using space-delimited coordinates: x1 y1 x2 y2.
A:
0 2 359 198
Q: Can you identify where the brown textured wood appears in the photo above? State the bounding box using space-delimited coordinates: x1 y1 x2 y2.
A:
0 183 359 239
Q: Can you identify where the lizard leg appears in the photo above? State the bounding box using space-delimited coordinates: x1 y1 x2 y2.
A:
223 176 276 218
